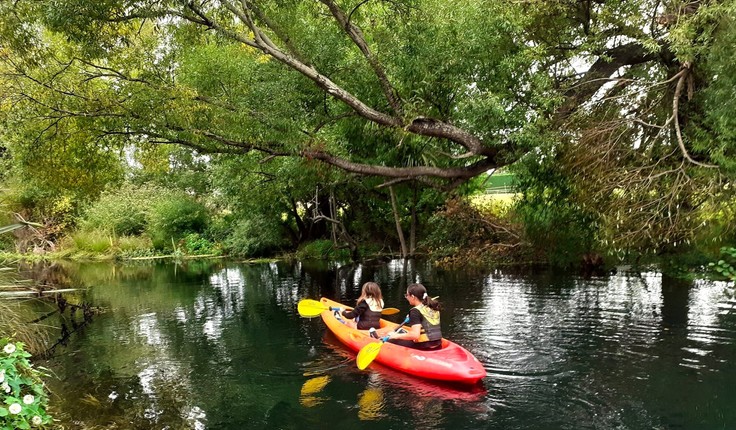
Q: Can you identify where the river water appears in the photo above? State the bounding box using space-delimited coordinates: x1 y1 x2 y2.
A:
29 259 736 429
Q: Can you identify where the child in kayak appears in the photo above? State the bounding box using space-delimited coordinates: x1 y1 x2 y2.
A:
338 282 384 330
384 283 442 350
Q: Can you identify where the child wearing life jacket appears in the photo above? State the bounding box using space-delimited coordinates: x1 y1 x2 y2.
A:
338 282 384 330
384 283 442 350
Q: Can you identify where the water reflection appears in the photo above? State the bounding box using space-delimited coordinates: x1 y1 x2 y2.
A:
357 383 385 420
20 260 735 429
299 375 330 407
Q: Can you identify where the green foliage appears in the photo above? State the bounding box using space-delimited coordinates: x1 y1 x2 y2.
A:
62 230 155 259
423 198 521 266
180 233 218 256
423 201 471 257
0 339 52 429
221 216 286 257
0 233 12 253
0 303 49 357
512 149 598 267
691 5 736 173
147 195 208 251
3 0 736 265
81 183 210 252
709 247 736 281
79 183 161 235
1 182 77 239
129 146 213 197
296 240 351 261
70 230 114 253
115 235 155 257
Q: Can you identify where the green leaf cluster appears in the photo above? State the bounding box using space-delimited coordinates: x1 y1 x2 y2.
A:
0 339 52 429
708 247 736 281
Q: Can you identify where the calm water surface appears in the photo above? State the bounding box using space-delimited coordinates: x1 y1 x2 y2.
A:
35 259 736 429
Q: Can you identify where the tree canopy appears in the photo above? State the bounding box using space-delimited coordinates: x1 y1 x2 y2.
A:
1 0 736 256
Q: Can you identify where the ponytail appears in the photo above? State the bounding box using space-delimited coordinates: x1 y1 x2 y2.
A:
407 283 441 311
424 294 441 311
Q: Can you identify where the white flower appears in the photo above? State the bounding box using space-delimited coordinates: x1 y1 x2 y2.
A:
3 343 16 354
0 371 4 383
2 382 10 393
8 403 22 414
23 394 35 404
32 416 43 426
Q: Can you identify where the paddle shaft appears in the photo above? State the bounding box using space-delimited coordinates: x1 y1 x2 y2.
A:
334 305 400 316
356 316 410 370
298 298 399 317
380 316 410 341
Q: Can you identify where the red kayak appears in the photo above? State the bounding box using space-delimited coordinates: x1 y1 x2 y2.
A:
319 297 486 385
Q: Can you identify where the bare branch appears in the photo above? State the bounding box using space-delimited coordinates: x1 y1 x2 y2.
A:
672 63 717 168
319 0 403 116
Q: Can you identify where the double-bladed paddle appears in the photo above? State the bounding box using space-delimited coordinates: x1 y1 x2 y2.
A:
356 316 410 370
297 298 400 318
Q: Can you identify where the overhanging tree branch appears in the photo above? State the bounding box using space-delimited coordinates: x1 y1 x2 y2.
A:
319 0 403 116
672 63 717 168
555 42 659 121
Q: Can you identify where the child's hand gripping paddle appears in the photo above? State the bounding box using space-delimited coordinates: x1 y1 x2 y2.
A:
297 299 400 318
356 316 410 370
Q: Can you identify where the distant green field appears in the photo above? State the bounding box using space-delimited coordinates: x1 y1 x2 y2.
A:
485 174 515 194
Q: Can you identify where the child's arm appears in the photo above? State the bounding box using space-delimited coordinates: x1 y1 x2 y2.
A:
341 301 367 320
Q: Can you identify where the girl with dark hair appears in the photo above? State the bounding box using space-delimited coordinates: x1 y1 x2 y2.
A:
384 283 442 350
338 282 384 330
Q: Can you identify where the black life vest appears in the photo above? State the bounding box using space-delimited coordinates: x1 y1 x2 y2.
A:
356 298 383 330
414 304 442 341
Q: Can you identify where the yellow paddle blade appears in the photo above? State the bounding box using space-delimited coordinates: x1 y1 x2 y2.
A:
356 341 384 370
381 308 400 315
297 299 328 318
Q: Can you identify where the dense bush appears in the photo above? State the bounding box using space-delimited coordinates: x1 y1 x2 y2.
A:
423 198 522 265
709 247 736 281
80 183 162 235
147 195 208 250
513 198 597 267
2 182 77 247
181 233 219 255
512 150 599 267
80 183 210 252
221 216 286 257
296 239 352 260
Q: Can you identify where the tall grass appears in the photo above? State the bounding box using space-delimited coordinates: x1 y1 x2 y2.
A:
60 230 154 258
71 230 114 253
0 300 49 355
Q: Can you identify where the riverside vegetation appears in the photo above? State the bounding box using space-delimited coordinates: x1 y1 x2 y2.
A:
0 2 735 275
2 4 736 426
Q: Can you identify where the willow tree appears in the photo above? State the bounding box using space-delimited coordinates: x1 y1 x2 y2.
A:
1 0 735 254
